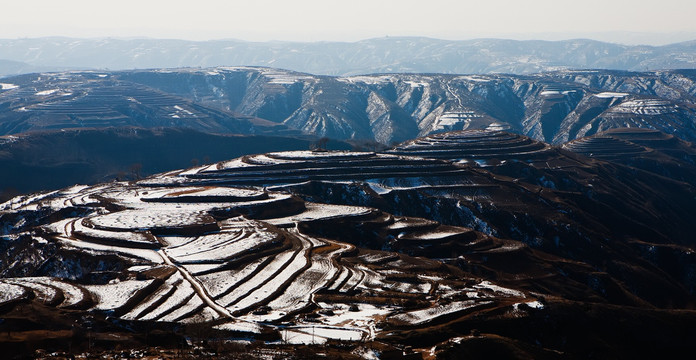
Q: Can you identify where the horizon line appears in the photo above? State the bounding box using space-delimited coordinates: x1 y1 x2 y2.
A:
2 33 696 47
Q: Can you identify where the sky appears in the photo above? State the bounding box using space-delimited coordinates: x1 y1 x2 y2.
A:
2 0 696 45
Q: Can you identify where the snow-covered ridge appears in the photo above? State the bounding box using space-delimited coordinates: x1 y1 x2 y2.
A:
0 150 538 341
389 129 556 167
338 75 395 85
142 149 471 189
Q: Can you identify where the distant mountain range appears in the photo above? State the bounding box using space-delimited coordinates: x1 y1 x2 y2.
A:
3 66 696 198
3 37 696 77
4 67 696 145
0 59 52 77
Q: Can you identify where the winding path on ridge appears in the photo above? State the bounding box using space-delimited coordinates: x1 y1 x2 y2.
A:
446 79 464 109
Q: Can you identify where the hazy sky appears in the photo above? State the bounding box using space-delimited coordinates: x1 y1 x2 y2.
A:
3 0 696 44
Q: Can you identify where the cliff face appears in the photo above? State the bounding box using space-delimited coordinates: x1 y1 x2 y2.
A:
3 67 696 145
117 68 696 144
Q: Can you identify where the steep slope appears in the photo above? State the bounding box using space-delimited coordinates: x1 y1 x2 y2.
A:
0 71 302 137
2 133 696 358
0 127 351 198
563 127 696 186
4 68 696 145
118 67 696 145
146 132 696 309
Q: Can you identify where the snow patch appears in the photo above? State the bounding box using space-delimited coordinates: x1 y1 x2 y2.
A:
0 135 19 145
513 300 545 310
474 280 525 297
433 111 481 131
541 90 576 96
486 122 510 131
457 75 491 83
0 282 27 303
338 75 394 85
281 326 364 344
594 92 629 98
404 80 429 88
266 202 372 227
87 279 154 311
612 99 678 115
0 83 18 90
35 89 59 96
390 300 492 325
214 321 263 334
267 150 374 160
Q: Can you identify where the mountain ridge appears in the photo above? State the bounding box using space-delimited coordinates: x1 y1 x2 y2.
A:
0 126 351 198
117 67 696 144
4 36 696 77
4 67 696 146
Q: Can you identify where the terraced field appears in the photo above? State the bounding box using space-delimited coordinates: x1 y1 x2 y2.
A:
388 130 559 165
0 72 302 137
141 150 474 189
0 178 539 352
563 127 696 187
563 127 694 160
2 130 696 358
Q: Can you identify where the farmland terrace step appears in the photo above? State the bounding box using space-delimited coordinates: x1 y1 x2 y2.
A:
175 170 469 188
388 145 552 159
390 130 557 161
202 160 459 176
404 134 536 148
85 209 220 236
188 164 462 180
140 187 269 203
563 137 649 158
395 138 546 152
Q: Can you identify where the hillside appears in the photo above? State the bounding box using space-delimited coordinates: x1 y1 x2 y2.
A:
563 127 696 186
0 127 350 198
1 129 695 358
121 67 696 144
0 71 304 137
3 68 696 147
0 59 52 78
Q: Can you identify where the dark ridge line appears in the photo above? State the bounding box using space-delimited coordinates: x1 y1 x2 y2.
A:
149 291 197 322
132 278 183 321
111 277 166 318
224 234 305 310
